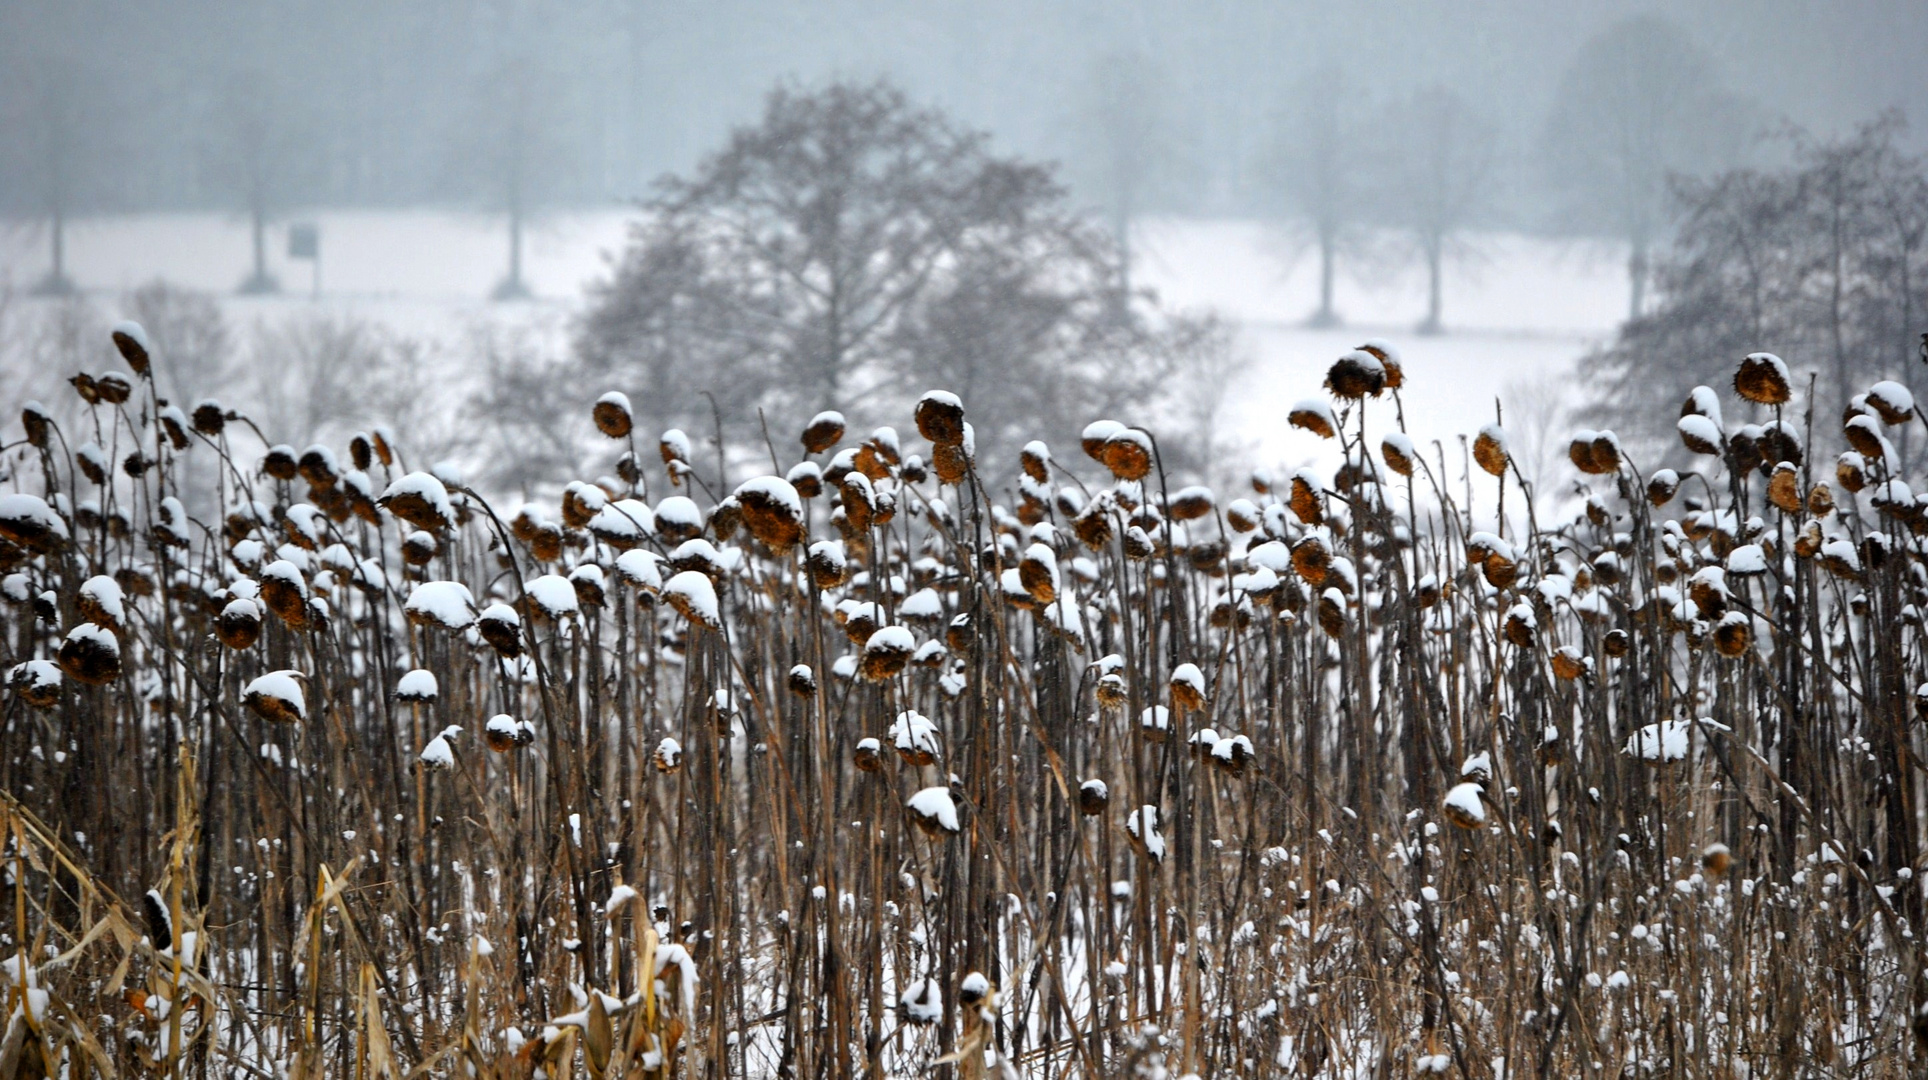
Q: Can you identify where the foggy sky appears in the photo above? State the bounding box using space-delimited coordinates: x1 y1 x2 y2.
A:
2 0 1922 224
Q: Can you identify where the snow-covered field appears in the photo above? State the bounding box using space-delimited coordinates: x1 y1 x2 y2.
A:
0 210 1626 487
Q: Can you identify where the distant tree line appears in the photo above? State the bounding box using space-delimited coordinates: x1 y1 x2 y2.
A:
1080 16 1761 333
5 3 1900 320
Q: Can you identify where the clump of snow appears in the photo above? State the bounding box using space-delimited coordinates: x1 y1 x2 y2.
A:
1726 544 1767 576
1231 565 1278 599
654 496 704 536
1869 380 1915 421
655 736 682 770
524 574 580 620
1443 781 1486 825
1171 484 1214 513
1126 805 1165 861
231 538 265 569
865 624 915 655
734 474 804 518
79 575 126 625
889 709 940 760
653 942 699 1016
1081 419 1123 447
62 622 121 664
396 669 438 702
378 472 455 529
0 493 70 550
1677 414 1723 453
1818 538 1861 574
589 500 654 545
111 318 152 358
1466 531 1514 563
1626 719 1689 763
1247 541 1291 574
243 670 306 723
405 580 477 630
615 549 664 592
486 714 522 744
900 977 943 1023
907 787 961 834
420 724 463 769
1170 662 1207 700
1288 399 1338 435
1210 733 1254 766
604 884 639 917
900 588 944 620
661 428 694 462
11 659 59 688
665 570 721 628
1382 431 1416 464
8 659 60 702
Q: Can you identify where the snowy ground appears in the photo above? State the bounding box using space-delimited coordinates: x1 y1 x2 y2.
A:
0 210 1627 496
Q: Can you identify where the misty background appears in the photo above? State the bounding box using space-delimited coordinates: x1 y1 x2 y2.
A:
3 0 1926 503
5 1 1923 218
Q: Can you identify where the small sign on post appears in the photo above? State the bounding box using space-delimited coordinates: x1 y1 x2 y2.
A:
287 222 320 298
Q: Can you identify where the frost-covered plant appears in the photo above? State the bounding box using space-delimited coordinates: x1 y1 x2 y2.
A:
2 320 1926 1077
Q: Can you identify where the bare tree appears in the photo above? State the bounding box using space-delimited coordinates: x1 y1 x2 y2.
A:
1543 15 1757 320
573 80 1193 467
0 293 96 429
1499 374 1570 503
892 220 1178 462
12 54 103 296
1147 311 1248 483
1374 86 1497 335
243 312 455 456
212 67 314 295
1586 117 1928 450
454 52 567 301
123 281 235 404
1068 50 1180 300
467 321 598 495
575 220 768 442
1266 65 1366 328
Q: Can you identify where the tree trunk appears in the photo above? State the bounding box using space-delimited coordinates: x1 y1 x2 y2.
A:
51 204 65 284
35 200 73 296
494 194 529 301
509 205 522 289
240 193 277 294
1419 235 1444 335
250 204 271 292
1311 223 1338 328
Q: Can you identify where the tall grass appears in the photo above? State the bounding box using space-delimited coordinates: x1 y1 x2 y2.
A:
1 334 1923 1078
